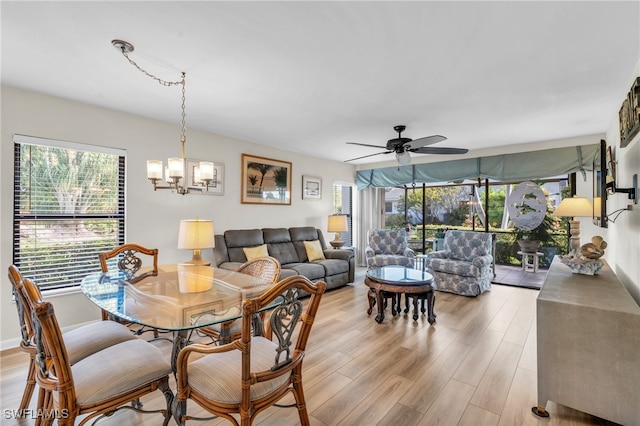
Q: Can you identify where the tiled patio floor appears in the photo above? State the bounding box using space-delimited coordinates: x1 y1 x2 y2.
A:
493 263 548 289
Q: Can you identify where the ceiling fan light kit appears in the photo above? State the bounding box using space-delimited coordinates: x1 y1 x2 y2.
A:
396 151 411 165
345 124 469 164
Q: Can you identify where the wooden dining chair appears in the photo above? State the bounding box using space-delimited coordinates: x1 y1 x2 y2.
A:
98 243 159 284
7 265 136 415
21 276 174 426
98 243 161 336
175 275 326 426
197 256 281 344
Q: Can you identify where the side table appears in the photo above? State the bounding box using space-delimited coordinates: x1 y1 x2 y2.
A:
518 250 544 273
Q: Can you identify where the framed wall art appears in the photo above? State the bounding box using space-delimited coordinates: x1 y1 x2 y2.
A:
241 154 291 205
186 159 224 195
302 175 321 200
619 76 640 148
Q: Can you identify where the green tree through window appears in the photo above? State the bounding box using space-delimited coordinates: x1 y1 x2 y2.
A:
13 136 125 290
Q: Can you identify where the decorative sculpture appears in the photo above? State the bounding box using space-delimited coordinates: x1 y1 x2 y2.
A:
560 236 607 275
579 236 607 259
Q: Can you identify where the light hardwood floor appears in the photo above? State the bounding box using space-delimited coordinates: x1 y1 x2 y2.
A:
0 269 620 425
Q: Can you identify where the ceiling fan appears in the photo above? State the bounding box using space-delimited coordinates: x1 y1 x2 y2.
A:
345 125 468 165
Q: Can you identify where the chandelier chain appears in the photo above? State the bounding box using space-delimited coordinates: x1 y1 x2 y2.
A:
180 73 186 143
120 48 183 87
117 43 187 145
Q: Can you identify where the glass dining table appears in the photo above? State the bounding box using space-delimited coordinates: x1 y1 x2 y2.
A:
81 263 274 372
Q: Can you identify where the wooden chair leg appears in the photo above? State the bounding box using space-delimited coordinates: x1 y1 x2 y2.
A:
19 356 37 411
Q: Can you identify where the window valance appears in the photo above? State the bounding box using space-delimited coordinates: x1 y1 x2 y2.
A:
356 144 599 190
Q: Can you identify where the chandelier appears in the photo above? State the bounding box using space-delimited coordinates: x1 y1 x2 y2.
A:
112 39 214 194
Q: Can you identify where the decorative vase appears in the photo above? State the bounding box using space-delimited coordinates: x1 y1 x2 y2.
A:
518 240 541 253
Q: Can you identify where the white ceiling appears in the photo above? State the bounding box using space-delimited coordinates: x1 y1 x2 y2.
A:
2 1 639 165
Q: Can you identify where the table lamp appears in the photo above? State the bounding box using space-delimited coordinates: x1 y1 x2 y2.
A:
327 214 348 249
553 196 593 253
178 218 214 265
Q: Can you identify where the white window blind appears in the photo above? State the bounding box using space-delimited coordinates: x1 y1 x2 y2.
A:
13 136 125 290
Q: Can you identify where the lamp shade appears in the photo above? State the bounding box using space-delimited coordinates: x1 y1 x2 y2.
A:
327 215 348 233
146 160 163 180
178 219 215 249
553 196 593 218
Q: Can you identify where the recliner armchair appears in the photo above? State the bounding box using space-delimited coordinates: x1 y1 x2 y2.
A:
424 230 493 296
365 229 415 268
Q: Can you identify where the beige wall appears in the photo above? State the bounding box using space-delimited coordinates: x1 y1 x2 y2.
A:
2 55 639 348
0 86 356 349
600 59 640 303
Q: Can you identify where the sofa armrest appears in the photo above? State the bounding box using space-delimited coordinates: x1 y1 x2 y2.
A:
403 247 415 258
472 254 493 268
323 248 355 283
428 250 448 259
323 248 354 261
365 246 375 258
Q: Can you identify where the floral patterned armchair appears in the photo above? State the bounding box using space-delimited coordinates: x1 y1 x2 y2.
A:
365 229 415 268
424 230 493 296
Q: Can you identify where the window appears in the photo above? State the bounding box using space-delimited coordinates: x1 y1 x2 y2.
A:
13 135 125 290
332 183 353 247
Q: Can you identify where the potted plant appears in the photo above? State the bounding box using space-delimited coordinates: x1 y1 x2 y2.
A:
512 208 557 253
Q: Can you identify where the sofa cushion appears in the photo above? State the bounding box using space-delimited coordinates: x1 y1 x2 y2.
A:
282 263 326 280
225 229 264 263
288 227 324 261
243 244 269 261
262 228 299 265
303 240 325 261
315 258 348 276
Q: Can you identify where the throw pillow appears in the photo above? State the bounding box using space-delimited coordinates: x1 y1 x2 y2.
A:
243 244 269 261
303 240 325 261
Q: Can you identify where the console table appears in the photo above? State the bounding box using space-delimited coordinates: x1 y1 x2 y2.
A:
533 257 640 424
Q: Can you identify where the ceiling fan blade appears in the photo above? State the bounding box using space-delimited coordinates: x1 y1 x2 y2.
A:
410 147 469 155
344 151 393 162
346 142 389 149
405 135 447 150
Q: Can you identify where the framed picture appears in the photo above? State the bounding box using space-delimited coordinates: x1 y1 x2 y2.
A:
241 154 291 205
619 76 640 148
186 159 224 195
302 175 322 200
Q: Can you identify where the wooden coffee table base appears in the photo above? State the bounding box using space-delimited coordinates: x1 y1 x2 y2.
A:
365 280 436 325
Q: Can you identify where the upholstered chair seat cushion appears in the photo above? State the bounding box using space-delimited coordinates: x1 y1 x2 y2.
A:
66 339 172 406
187 336 290 404
367 254 414 268
425 258 484 278
64 320 137 365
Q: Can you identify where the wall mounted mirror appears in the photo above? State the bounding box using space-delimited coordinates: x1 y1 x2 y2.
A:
592 139 607 228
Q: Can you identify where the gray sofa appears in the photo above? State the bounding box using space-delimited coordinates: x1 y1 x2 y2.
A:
213 226 355 289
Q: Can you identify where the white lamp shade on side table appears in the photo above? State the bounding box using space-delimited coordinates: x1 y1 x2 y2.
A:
178 219 215 265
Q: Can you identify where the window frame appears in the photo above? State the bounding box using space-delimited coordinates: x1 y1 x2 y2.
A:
12 134 126 292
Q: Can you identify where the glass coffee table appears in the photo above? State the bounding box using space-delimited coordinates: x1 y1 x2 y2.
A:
365 265 436 325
